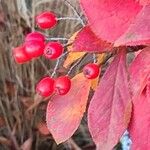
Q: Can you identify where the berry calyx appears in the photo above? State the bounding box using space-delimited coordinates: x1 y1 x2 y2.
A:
54 76 71 95
83 63 100 79
13 45 31 64
44 42 64 59
36 11 57 29
36 77 54 97
25 32 45 43
25 40 45 58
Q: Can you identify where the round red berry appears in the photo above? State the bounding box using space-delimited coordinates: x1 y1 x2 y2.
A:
25 32 45 43
44 42 63 59
13 45 31 64
36 11 57 29
83 63 100 79
54 76 71 95
36 77 54 97
25 40 45 58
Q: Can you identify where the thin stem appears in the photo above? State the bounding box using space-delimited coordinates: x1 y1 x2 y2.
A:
15 73 31 92
46 37 69 41
50 51 69 77
61 50 69 57
57 17 80 21
51 59 60 78
93 53 97 63
64 0 85 26
35 0 85 26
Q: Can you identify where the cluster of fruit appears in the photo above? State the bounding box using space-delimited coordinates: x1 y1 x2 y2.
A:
13 11 100 97
13 11 63 64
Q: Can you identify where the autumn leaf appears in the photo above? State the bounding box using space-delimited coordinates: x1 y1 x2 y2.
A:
46 73 90 144
129 47 150 99
64 31 86 68
129 85 150 150
115 5 150 46
90 77 99 91
80 0 142 43
63 52 86 68
72 26 112 52
88 49 131 150
128 48 150 149
67 31 79 47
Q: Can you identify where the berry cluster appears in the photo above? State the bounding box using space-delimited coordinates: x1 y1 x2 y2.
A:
36 76 71 97
13 11 100 98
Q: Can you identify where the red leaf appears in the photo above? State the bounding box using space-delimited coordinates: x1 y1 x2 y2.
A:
88 49 131 150
72 26 112 52
129 86 150 150
80 0 142 42
128 48 150 149
46 73 90 144
129 47 150 99
115 5 150 46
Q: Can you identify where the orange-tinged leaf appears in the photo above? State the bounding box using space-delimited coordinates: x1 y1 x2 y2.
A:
46 73 90 144
67 31 79 52
72 26 112 52
115 5 150 46
96 53 106 65
80 0 142 42
88 49 131 150
63 52 86 68
128 48 150 149
67 31 79 48
64 31 86 68
90 77 99 91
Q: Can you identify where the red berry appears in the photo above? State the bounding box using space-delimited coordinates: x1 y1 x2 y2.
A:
36 77 54 97
44 42 63 59
83 63 100 79
25 32 45 43
36 11 57 29
25 40 45 58
13 45 31 64
54 76 71 95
